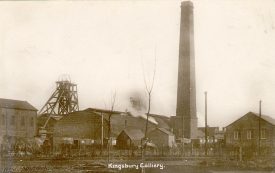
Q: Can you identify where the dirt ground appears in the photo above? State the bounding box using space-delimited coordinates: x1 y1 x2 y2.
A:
1 158 274 173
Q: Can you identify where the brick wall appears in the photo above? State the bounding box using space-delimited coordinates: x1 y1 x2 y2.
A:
0 107 37 144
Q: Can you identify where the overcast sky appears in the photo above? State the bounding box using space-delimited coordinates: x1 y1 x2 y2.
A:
1 0 275 128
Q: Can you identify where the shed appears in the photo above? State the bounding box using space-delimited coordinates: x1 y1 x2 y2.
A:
147 128 175 148
116 128 144 149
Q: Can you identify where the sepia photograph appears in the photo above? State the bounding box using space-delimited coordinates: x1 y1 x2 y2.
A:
1 0 275 172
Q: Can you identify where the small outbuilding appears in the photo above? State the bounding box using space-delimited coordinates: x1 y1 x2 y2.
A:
116 128 144 149
147 128 175 148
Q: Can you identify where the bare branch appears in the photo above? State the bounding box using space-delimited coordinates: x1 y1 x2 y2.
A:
140 49 157 94
143 47 157 142
141 56 150 93
149 47 157 93
104 100 107 110
140 47 157 163
110 91 116 111
107 90 116 163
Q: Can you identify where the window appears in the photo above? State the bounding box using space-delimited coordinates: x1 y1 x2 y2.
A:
10 116 15 126
247 130 252 140
20 116 25 126
30 117 34 127
261 129 266 139
234 131 239 140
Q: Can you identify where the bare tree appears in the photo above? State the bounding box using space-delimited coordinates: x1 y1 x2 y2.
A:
141 49 157 160
107 91 116 163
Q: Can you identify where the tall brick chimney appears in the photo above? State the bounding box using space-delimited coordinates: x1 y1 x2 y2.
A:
172 1 197 139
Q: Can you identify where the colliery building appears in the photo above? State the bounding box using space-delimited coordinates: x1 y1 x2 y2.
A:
116 128 144 150
0 98 37 152
225 112 275 159
86 108 171 135
194 127 225 156
148 128 175 148
35 77 174 152
51 108 172 152
53 110 109 151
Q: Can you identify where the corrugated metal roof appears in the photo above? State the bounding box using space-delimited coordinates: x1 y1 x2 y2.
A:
156 128 174 136
226 111 275 127
0 98 37 111
256 113 275 126
84 108 122 115
86 107 171 131
122 128 144 140
57 110 102 122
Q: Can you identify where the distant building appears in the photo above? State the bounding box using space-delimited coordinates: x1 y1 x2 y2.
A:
148 128 175 148
86 108 171 137
225 112 275 158
37 114 62 135
51 107 172 152
194 127 225 156
116 128 144 149
197 127 224 144
0 98 37 151
37 114 62 150
53 110 108 151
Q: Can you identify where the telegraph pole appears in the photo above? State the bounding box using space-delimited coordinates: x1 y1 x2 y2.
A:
258 100 262 156
101 112 104 154
204 91 208 156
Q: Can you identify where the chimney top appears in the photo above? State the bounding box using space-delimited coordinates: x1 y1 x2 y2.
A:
181 1 193 7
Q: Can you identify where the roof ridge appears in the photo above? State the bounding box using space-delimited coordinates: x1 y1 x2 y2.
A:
0 98 37 111
0 98 26 101
226 111 275 127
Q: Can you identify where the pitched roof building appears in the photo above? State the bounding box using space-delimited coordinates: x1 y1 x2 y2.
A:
225 112 275 157
148 128 175 148
116 128 144 149
0 98 37 111
53 110 109 149
85 108 171 136
45 107 172 152
0 98 37 151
